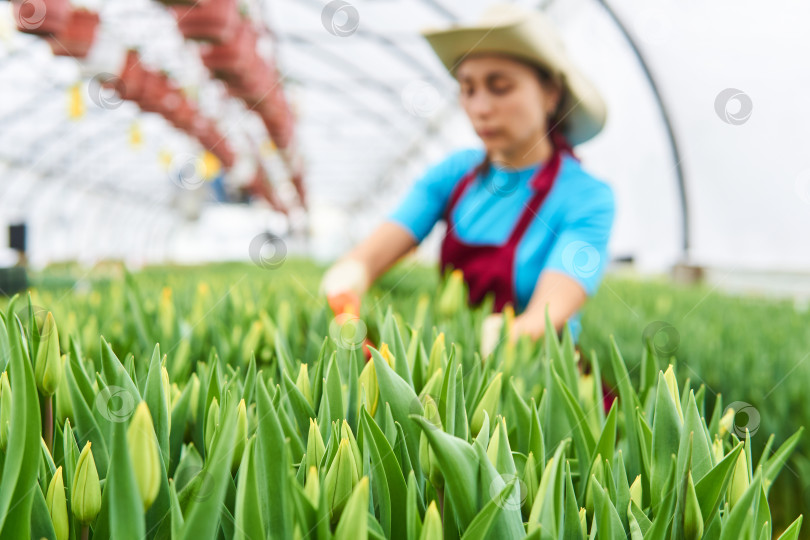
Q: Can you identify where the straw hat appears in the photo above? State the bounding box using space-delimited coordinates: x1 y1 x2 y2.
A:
421 3 606 146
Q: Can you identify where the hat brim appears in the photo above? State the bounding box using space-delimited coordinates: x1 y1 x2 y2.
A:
421 18 606 146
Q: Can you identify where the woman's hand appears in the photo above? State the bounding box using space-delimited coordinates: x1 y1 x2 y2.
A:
480 270 588 356
480 312 542 358
509 313 544 342
319 258 370 299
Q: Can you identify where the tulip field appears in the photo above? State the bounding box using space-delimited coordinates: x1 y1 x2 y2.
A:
0 261 807 539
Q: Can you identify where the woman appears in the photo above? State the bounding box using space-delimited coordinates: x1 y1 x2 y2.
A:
320 4 615 354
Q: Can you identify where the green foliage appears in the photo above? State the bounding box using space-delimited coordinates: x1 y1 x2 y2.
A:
0 261 805 538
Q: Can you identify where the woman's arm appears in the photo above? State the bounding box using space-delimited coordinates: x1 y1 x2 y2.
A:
344 222 418 283
321 222 417 297
510 269 587 341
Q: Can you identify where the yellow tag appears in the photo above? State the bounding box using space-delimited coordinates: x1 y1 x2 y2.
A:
68 83 85 120
129 121 143 149
201 151 221 180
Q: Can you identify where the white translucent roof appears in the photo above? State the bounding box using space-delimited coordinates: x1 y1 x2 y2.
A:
1 0 809 273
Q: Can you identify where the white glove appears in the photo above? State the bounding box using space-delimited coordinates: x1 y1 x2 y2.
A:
480 313 505 358
319 258 370 297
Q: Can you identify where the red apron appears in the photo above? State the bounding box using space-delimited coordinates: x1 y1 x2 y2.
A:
439 131 574 313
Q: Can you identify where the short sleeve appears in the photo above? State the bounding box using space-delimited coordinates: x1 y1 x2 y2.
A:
386 149 482 243
543 181 615 296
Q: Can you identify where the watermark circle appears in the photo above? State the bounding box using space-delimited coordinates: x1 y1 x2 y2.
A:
328 313 367 350
724 401 760 438
321 0 360 37
169 153 207 191
401 80 443 118
714 88 753 125
15 0 47 31
94 385 138 423
485 162 524 198
561 241 600 279
248 232 287 270
642 321 680 357
88 73 125 110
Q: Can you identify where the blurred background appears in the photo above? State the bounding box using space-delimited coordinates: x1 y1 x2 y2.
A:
1 0 809 287
2 0 810 529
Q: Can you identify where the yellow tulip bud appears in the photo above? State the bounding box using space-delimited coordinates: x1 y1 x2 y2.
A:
35 312 62 396
357 361 379 417
72 442 102 524
46 467 69 540
324 438 359 522
306 419 326 472
719 407 735 438
426 333 446 377
296 364 313 407
379 343 395 369
189 375 200 423
663 365 683 423
438 269 465 318
205 398 219 456
127 402 161 510
629 475 642 508
727 448 749 509
55 355 72 424
341 420 362 476
232 399 247 471
421 501 443 540
471 372 503 436
585 458 605 518
304 466 320 508
683 471 704 540
419 395 443 489
161 366 171 433
712 437 725 464
578 507 587 536
0 371 11 451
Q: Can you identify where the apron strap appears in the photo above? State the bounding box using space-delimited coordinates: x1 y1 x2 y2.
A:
443 158 487 222
444 129 573 226
507 143 564 243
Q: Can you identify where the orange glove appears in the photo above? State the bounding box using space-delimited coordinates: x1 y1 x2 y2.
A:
322 260 374 360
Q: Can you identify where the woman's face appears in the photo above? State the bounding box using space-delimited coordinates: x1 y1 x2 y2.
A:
456 54 560 158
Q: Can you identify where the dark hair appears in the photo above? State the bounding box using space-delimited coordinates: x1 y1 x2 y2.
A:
532 64 565 130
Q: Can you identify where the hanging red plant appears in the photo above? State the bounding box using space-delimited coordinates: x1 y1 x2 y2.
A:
257 87 294 149
199 20 257 79
165 98 197 133
226 56 277 107
211 143 235 169
137 71 174 114
247 167 289 215
115 49 148 102
48 8 100 58
172 0 238 44
12 0 70 36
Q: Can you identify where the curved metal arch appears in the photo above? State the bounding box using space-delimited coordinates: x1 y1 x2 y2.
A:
594 0 690 258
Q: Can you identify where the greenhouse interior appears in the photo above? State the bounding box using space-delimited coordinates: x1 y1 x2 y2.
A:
1 0 809 538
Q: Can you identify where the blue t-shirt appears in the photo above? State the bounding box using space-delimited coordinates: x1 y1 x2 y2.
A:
387 148 615 342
